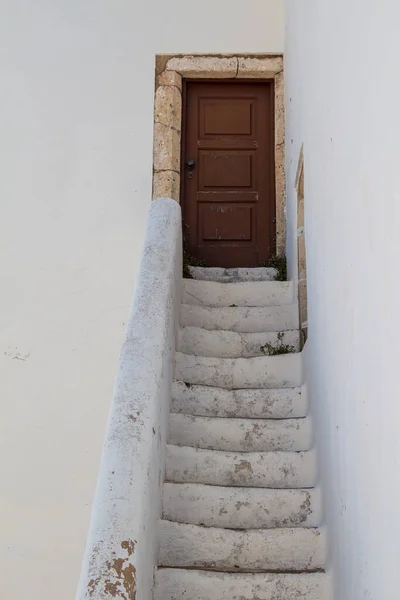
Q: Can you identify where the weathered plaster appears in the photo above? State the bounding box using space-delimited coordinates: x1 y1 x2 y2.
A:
153 54 286 254
75 199 182 600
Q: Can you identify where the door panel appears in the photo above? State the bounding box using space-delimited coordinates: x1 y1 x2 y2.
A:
201 99 253 135
199 152 255 188
200 203 254 241
182 81 275 268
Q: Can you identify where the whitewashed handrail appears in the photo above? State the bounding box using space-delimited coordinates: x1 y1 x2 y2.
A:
76 198 182 600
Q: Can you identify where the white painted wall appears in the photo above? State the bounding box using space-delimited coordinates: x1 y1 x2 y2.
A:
285 1 400 598
0 1 284 599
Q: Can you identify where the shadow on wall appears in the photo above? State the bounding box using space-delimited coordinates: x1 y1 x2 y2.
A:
296 148 308 345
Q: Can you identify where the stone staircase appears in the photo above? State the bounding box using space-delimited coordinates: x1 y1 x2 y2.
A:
154 267 330 600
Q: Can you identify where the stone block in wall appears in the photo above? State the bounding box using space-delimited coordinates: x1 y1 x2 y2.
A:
153 123 181 172
298 195 305 229
237 56 282 78
298 279 308 331
153 171 180 202
298 235 307 280
158 70 182 90
166 56 237 78
274 71 285 147
275 142 286 255
155 85 182 130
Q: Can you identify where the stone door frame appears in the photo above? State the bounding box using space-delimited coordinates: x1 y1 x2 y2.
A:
295 146 308 343
153 54 286 255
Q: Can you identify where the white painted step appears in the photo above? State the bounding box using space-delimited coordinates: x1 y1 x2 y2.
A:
166 445 317 488
155 569 331 600
168 414 312 452
183 279 293 307
181 304 299 333
171 382 307 419
178 327 300 358
175 352 302 389
188 266 278 282
162 483 322 529
158 520 327 571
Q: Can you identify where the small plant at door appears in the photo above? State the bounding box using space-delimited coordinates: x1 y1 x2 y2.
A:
183 238 208 279
260 332 295 356
263 254 287 281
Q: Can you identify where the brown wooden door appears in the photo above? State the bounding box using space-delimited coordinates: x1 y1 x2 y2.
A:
182 81 275 268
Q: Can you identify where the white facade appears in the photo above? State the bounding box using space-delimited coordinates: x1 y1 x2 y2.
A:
5 0 400 598
0 2 284 599
285 1 400 598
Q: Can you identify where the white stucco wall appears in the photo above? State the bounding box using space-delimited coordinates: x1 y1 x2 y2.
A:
0 2 284 599
285 1 400 599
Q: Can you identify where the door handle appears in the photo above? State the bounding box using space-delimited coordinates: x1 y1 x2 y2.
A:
186 159 196 169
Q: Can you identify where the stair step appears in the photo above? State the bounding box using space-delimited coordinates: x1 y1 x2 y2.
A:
162 483 322 529
183 279 293 307
171 382 307 419
168 414 312 452
158 521 327 571
178 327 300 358
155 569 331 600
188 266 278 283
181 304 299 333
166 445 317 488
175 352 302 389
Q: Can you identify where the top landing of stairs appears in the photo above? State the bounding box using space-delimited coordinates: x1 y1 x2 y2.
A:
188 266 278 283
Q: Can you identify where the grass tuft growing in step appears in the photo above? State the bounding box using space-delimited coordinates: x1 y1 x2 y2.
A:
260 332 295 356
182 239 208 279
263 254 287 281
